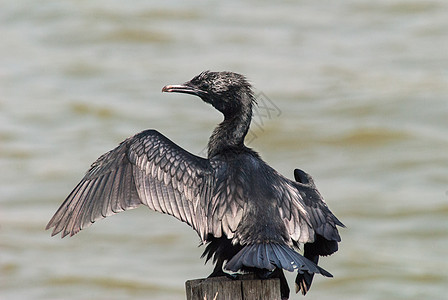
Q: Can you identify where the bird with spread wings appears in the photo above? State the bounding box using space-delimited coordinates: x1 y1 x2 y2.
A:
47 71 344 299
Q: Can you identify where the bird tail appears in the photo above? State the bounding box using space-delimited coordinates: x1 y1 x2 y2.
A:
224 243 332 277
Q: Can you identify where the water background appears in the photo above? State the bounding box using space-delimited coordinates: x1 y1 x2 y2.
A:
1 1 447 299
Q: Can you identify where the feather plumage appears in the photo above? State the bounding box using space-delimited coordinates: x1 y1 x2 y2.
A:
47 71 344 299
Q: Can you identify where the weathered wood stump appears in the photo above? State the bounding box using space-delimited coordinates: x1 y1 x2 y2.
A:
186 274 281 300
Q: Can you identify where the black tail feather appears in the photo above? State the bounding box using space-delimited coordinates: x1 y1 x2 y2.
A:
224 242 332 277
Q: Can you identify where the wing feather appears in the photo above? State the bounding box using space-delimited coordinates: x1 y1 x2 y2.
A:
276 169 344 244
46 129 213 239
46 129 342 248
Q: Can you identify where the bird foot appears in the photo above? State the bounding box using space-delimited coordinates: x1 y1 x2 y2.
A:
207 270 237 280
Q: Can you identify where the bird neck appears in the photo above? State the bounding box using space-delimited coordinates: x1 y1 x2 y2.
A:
207 105 252 158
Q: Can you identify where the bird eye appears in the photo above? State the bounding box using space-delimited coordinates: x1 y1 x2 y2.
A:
201 83 210 90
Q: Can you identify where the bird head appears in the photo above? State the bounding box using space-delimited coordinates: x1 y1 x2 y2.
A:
162 71 255 118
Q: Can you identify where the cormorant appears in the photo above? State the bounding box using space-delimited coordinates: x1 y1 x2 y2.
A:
46 71 344 299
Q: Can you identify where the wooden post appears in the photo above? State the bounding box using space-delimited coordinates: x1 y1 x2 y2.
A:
186 274 281 300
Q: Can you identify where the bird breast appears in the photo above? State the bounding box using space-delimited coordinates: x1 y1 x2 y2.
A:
209 153 289 245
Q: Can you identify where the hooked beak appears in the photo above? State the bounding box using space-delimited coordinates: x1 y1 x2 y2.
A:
162 84 202 96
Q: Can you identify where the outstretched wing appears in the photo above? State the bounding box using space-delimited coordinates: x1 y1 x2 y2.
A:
46 129 213 239
276 169 344 244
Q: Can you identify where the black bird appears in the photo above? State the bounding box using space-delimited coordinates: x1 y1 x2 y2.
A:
46 71 344 299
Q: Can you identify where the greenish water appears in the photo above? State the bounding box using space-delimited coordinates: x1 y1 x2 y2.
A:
1 1 447 299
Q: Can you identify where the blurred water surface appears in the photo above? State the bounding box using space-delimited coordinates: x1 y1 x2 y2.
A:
1 1 447 299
